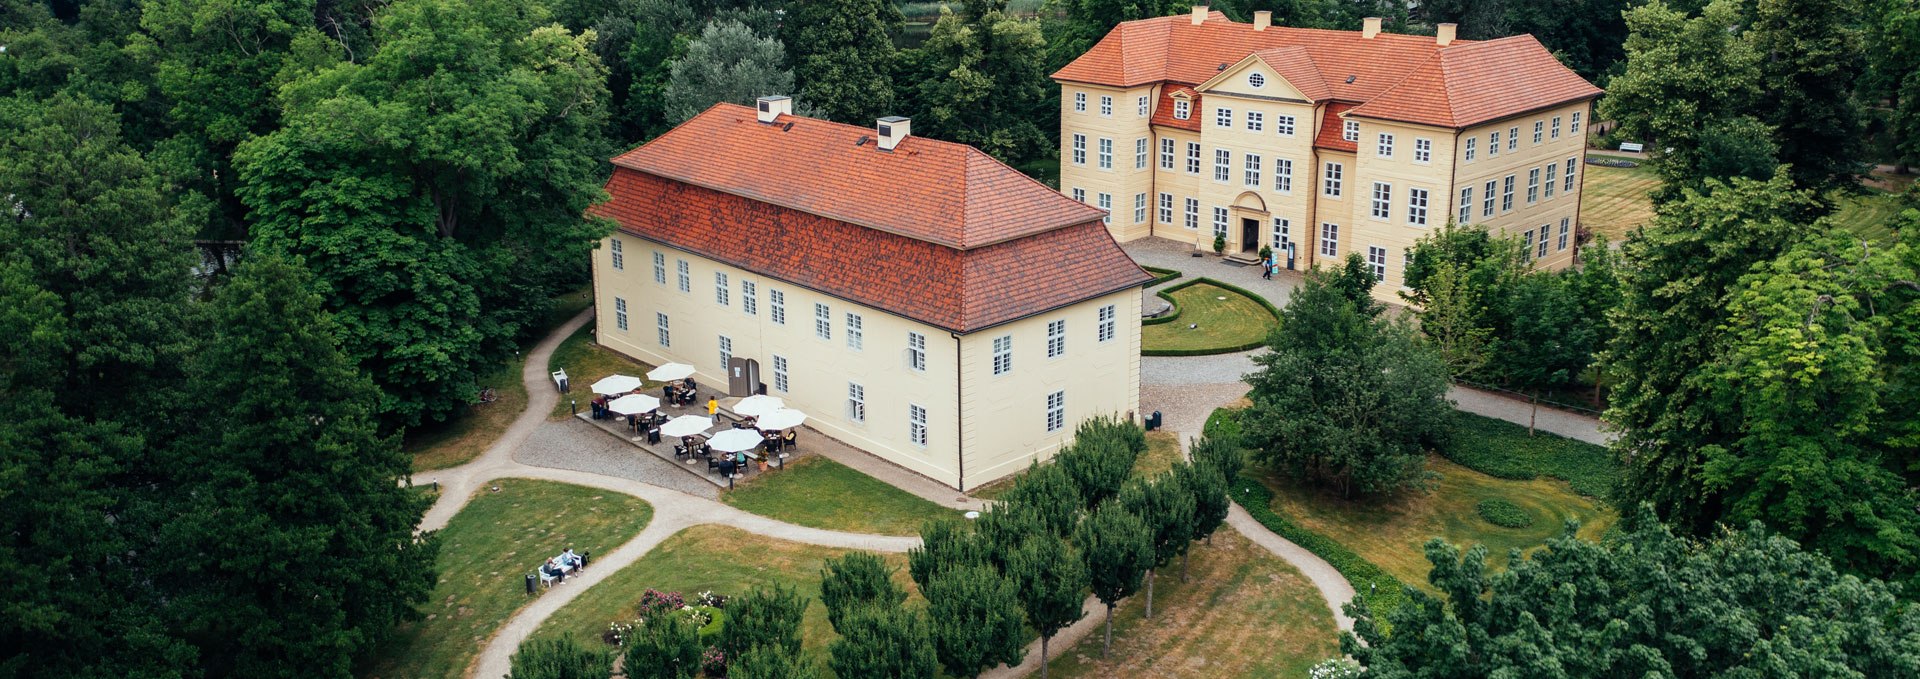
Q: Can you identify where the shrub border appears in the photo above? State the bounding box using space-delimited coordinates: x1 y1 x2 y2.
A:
1229 474 1409 626
1141 265 1183 288
1140 277 1282 356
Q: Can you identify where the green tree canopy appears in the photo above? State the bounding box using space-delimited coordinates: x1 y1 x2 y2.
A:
820 551 908 633
781 0 900 123
664 19 796 124
1007 534 1088 678
902 7 1052 165
826 605 938 679
925 564 1027 678
1075 500 1153 658
507 634 613 679
720 584 809 661
623 610 703 679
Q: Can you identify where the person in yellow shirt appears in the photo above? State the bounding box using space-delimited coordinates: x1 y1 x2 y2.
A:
706 397 718 417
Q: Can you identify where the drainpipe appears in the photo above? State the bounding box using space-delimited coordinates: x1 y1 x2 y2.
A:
953 332 965 492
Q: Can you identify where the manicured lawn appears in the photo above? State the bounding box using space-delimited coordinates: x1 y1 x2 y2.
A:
547 322 662 420
1141 265 1183 287
1832 188 1902 242
1439 412 1617 498
405 355 530 472
1580 156 1662 242
721 456 960 535
359 479 653 679
1141 282 1277 354
1260 457 1614 592
527 524 915 677
1045 530 1339 678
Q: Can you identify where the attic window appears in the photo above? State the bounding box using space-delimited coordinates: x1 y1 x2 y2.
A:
1218 63 1229 71
1248 73 1266 88
1174 100 1190 120
1345 75 1357 84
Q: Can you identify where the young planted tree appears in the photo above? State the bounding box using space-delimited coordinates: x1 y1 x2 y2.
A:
623 612 703 679
1172 458 1232 580
820 551 907 633
507 634 613 679
974 501 1049 568
731 646 822 679
827 606 939 679
908 517 989 591
719 584 808 661
1008 535 1089 678
1118 476 1196 619
924 564 1027 678
1057 417 1141 509
1075 501 1154 659
999 460 1084 537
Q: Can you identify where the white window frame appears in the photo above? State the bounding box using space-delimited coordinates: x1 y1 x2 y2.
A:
1564 158 1577 193
1097 192 1112 225
1414 138 1432 164
742 280 757 315
715 272 729 306
1320 222 1339 257
1073 92 1086 112
1134 193 1147 224
1135 137 1148 169
1045 390 1065 433
1248 72 1266 88
908 331 927 371
1323 162 1343 198
1571 111 1583 134
1464 137 1477 162
1488 131 1501 157
1212 206 1228 239
1275 158 1293 194
1097 137 1112 169
1558 218 1571 251
1174 99 1190 120
1533 121 1544 144
1246 111 1264 132
1184 198 1199 230
770 289 786 324
1158 192 1174 224
1047 319 1066 358
1408 187 1429 226
653 251 666 284
1459 186 1473 224
1071 187 1085 204
1097 304 1116 343
1502 175 1515 212
1213 148 1231 182
1483 180 1497 217
676 259 690 293
814 303 831 340
1159 138 1175 170
1137 96 1149 117
1071 134 1086 165
1537 227 1551 258
610 238 624 270
1244 153 1262 187
1508 126 1519 151
847 382 866 423
1273 218 1291 250
1544 163 1557 199
1215 107 1233 128
655 311 669 347
846 312 863 350
1342 120 1359 142
992 335 1012 375
1527 168 1541 204
909 404 927 447
1370 182 1392 220
1276 114 1296 136
1551 116 1562 140
1377 133 1394 158
615 297 628 331
718 335 732 372
1367 246 1388 282
1099 95 1112 117
772 354 789 392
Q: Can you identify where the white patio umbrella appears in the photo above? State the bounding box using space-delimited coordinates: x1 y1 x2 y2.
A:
607 394 660 416
732 394 785 417
646 363 696 382
591 374 642 395
707 428 765 453
659 415 714 438
754 408 807 432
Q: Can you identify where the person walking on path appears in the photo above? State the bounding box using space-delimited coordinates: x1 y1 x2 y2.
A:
706 396 718 417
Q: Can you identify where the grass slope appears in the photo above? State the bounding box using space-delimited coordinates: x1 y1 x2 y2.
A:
1045 530 1339 678
721 456 959 536
359 479 653 679
1439 412 1616 498
1141 282 1277 353
546 323 662 420
1579 158 1663 242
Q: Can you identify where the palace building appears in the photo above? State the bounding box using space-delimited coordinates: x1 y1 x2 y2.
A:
588 99 1153 491
1054 7 1602 296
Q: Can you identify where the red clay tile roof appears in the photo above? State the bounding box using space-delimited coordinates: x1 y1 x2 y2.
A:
1345 36 1602 128
1313 102 1359 152
1250 47 1332 101
1053 12 1599 129
593 163 1152 334
611 103 1109 250
1149 86 1202 132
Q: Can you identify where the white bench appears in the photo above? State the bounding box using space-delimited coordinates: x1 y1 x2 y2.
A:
1617 142 1644 153
551 369 568 393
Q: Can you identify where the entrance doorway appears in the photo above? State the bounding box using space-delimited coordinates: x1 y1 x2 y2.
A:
727 357 761 396
1240 218 1260 253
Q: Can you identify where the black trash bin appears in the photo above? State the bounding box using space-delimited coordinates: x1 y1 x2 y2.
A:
525 573 536 595
1146 410 1163 431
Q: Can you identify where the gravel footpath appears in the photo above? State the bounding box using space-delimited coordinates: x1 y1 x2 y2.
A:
514 419 721 500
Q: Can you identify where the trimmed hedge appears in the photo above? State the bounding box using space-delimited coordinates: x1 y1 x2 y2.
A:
1141 265 1183 287
1230 474 1409 626
1475 498 1533 528
1139 277 1282 356
1438 412 1617 499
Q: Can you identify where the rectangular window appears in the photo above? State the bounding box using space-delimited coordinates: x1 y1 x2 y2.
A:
1073 92 1085 112
1275 158 1293 193
1544 163 1557 199
1538 227 1551 258
1158 192 1174 224
1244 153 1262 187
847 382 865 423
1465 137 1477 161
1215 107 1232 128
1047 319 1066 358
615 297 628 331
1408 187 1429 226
1502 175 1515 212
742 280 757 315
1213 148 1231 182
1071 187 1085 203
1508 126 1519 151
1212 206 1228 239
1276 115 1296 136
1098 304 1116 342
846 312 862 350
1097 138 1112 169
1273 218 1291 249
814 303 831 340
1320 222 1339 257
1551 116 1562 140
1370 182 1392 220
1342 120 1359 142
1564 158 1577 193
770 289 786 324
992 335 1012 375
1071 134 1086 165
1533 121 1544 144
718 335 732 371
1159 139 1175 169
1459 186 1474 224
1135 137 1148 169
655 311 669 347
1174 99 1190 119
1137 96 1148 117
653 251 666 284
1134 193 1147 224
676 259 690 292
1099 95 1111 117
1323 162 1343 197
909 404 927 447
1527 168 1540 204
1558 218 1571 251
1571 111 1583 134
1185 142 1201 174
1489 131 1501 157
1045 390 1065 432
1096 192 1112 224
1414 138 1432 163
1367 246 1388 282
610 238 624 270
1377 133 1394 158
908 331 926 371
1246 111 1264 132
1184 198 1199 229
1483 180 1497 217
1522 228 1536 258
772 355 789 392
715 272 730 306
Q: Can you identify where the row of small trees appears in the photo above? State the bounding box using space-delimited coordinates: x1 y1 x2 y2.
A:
509 585 813 679
819 417 1243 678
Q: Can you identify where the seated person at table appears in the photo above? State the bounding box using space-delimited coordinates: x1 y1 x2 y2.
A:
716 455 735 476
541 558 566 584
782 430 797 449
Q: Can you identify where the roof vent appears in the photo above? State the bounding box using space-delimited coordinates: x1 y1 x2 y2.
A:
781 122 794 132
1345 75 1356 84
876 116 911 152
756 96 792 123
855 136 870 147
1362 17 1381 39
1191 5 1208 25
1254 11 1271 31
1436 23 1457 46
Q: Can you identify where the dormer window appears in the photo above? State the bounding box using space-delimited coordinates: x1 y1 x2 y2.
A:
1248 72 1266 88
1174 100 1190 120
1342 120 1359 142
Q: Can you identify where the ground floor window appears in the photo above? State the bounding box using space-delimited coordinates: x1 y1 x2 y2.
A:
1045 390 1065 432
909 404 927 447
773 355 789 393
718 335 732 372
847 382 866 424
1367 246 1388 282
655 311 668 346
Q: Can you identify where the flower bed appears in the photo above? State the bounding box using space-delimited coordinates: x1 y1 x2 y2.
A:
601 589 733 675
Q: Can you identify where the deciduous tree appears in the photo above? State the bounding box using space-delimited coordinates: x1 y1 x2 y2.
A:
1007 535 1088 679
904 7 1051 165
664 19 796 124
1075 500 1153 659
781 0 900 123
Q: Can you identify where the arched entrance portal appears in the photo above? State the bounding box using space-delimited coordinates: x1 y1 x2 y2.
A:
1230 191 1269 254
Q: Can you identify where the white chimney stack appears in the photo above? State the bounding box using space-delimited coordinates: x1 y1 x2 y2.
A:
1436 23 1457 46
756 96 791 123
1254 11 1271 31
1363 17 1382 39
876 116 911 151
1191 5 1208 25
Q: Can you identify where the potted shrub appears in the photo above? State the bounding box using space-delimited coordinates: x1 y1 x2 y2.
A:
1212 232 1226 255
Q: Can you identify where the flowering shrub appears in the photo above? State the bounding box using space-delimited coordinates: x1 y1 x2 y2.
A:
694 590 727 608
636 589 687 619
701 646 726 677
1310 658 1364 679
601 620 637 646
